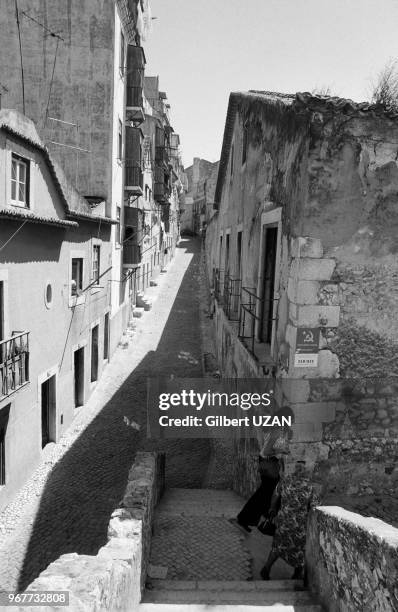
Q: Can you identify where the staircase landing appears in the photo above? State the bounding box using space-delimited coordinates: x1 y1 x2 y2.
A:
142 488 322 610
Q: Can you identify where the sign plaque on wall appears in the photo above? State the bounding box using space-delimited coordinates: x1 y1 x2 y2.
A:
294 327 320 368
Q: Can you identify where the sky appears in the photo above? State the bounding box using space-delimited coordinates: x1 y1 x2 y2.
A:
144 0 398 167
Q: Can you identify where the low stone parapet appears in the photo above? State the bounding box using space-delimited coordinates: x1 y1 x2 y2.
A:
306 506 398 611
14 452 165 612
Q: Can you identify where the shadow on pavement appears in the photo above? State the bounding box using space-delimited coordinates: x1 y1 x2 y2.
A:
18 237 211 590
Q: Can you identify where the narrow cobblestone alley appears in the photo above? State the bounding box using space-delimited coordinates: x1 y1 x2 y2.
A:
0 238 212 592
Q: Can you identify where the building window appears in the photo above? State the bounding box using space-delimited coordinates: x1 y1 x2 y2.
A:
118 119 123 160
92 245 100 285
120 30 125 74
71 258 83 296
44 282 53 309
11 154 29 207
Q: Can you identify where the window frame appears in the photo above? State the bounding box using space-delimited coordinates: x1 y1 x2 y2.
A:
11 153 30 208
69 252 85 307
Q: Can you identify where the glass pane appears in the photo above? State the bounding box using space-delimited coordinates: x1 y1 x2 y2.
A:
18 162 26 183
18 182 26 203
11 160 16 180
11 179 16 200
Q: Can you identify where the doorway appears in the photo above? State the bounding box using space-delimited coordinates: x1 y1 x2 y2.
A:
91 325 99 382
41 375 56 448
74 347 85 407
259 226 278 344
103 314 109 362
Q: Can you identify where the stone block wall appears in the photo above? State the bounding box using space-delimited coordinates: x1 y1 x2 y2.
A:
306 506 398 611
14 452 165 612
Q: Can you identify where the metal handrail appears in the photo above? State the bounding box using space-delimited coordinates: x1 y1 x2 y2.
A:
223 274 241 321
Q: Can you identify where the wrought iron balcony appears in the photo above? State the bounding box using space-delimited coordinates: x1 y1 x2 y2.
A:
0 331 30 399
124 160 143 195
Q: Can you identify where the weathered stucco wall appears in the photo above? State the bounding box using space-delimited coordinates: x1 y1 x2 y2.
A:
306 506 398 612
14 452 165 612
0 0 117 200
206 92 398 508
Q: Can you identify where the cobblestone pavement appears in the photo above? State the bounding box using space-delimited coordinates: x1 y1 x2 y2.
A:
0 238 211 591
149 489 252 581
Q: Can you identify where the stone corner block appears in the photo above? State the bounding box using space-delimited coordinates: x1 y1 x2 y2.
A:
291 236 323 258
297 305 340 328
290 258 336 281
287 278 320 305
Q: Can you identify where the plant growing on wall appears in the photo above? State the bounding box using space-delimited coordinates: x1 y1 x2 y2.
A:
370 59 398 112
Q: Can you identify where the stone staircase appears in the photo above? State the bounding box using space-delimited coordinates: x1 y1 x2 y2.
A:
139 489 323 611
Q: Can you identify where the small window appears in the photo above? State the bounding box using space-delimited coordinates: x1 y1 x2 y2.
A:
71 258 83 296
11 154 30 207
44 282 53 309
92 245 101 285
118 119 123 160
120 30 125 74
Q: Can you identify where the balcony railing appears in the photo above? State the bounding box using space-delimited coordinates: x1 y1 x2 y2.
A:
125 160 143 195
0 331 30 399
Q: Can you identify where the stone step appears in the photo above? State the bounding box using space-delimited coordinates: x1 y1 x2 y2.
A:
141 587 320 606
149 580 304 592
139 605 322 612
132 307 145 318
155 488 244 518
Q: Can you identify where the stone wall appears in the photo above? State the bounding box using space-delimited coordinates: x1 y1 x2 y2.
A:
306 506 398 612
14 452 165 612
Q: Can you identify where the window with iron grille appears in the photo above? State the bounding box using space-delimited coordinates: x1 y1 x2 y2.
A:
11 154 29 207
92 245 100 285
